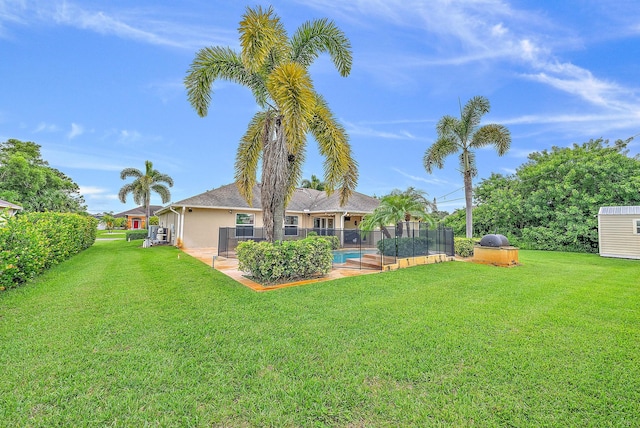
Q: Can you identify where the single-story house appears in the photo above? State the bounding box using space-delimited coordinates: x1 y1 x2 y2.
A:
114 205 163 230
156 183 380 249
598 206 640 259
0 199 22 217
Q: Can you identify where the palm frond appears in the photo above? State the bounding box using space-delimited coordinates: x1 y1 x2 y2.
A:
185 46 267 117
423 137 458 173
117 183 137 204
308 95 357 203
461 95 490 131
290 18 352 76
150 184 171 203
235 111 268 204
150 172 174 188
119 167 142 180
239 5 288 73
471 124 511 155
267 62 315 152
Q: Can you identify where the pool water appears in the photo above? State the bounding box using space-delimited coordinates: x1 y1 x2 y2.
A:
332 250 377 264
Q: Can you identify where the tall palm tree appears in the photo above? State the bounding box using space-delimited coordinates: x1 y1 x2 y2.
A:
118 160 173 232
300 174 325 191
423 96 511 238
360 188 434 238
185 5 357 242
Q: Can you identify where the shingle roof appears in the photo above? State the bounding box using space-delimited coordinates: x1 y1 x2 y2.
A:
114 205 164 218
599 206 640 216
162 183 379 214
0 199 22 210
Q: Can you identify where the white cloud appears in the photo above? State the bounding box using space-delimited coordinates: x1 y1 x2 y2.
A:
33 122 60 133
68 122 84 139
0 1 237 50
43 147 124 171
79 185 117 199
343 120 420 140
392 167 450 186
302 0 640 121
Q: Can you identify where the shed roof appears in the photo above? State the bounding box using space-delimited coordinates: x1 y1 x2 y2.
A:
0 199 22 210
598 206 640 216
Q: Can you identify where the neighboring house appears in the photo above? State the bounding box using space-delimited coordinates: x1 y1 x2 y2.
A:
598 206 640 259
156 183 380 249
0 199 23 217
114 205 163 230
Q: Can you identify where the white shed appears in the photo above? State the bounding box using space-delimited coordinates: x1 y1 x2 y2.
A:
598 206 640 259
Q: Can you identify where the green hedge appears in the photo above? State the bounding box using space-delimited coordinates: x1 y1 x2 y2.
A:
126 230 148 241
0 212 97 289
237 238 333 284
305 232 340 250
454 237 476 258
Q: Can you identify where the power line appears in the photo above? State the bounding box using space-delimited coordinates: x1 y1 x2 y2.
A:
436 186 464 200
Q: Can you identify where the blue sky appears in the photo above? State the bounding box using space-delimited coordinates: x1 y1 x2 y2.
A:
1 0 639 214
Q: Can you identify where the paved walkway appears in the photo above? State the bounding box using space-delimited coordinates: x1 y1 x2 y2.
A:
181 247 379 292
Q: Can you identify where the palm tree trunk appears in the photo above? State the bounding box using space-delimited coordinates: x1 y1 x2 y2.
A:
464 170 473 239
145 196 151 235
261 117 288 242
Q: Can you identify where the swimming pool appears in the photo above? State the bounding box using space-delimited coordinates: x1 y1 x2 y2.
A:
332 249 378 264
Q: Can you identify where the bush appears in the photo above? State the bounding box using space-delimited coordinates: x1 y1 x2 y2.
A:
454 237 476 258
237 238 332 284
0 212 97 289
308 234 340 250
126 230 148 241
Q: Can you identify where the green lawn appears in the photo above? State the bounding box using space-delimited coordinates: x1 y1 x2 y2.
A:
96 229 126 239
1 240 639 426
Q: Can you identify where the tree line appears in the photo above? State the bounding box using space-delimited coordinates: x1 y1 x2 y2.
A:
443 138 640 253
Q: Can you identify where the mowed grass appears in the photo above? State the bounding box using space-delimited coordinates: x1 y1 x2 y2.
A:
95 229 126 239
1 241 639 426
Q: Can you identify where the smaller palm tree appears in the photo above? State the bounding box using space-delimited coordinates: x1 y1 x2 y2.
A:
300 175 325 191
423 96 511 238
360 187 434 238
101 213 115 233
118 160 173 233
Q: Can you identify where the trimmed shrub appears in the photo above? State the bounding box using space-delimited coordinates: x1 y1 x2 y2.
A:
237 237 332 284
454 237 476 258
0 212 97 289
126 230 148 241
308 234 340 250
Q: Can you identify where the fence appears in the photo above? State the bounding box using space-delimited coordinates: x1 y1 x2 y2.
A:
218 223 454 270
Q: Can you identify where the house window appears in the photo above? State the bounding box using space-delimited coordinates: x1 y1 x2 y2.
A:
236 213 254 237
635 219 640 235
284 215 299 236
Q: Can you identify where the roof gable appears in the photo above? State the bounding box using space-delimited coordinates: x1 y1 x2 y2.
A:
164 183 379 213
114 205 164 217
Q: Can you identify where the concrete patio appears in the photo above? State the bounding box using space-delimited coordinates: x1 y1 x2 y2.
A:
181 247 379 292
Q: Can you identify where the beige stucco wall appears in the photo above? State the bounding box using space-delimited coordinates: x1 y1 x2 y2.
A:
158 208 368 249
598 214 640 259
182 208 263 249
343 215 363 229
